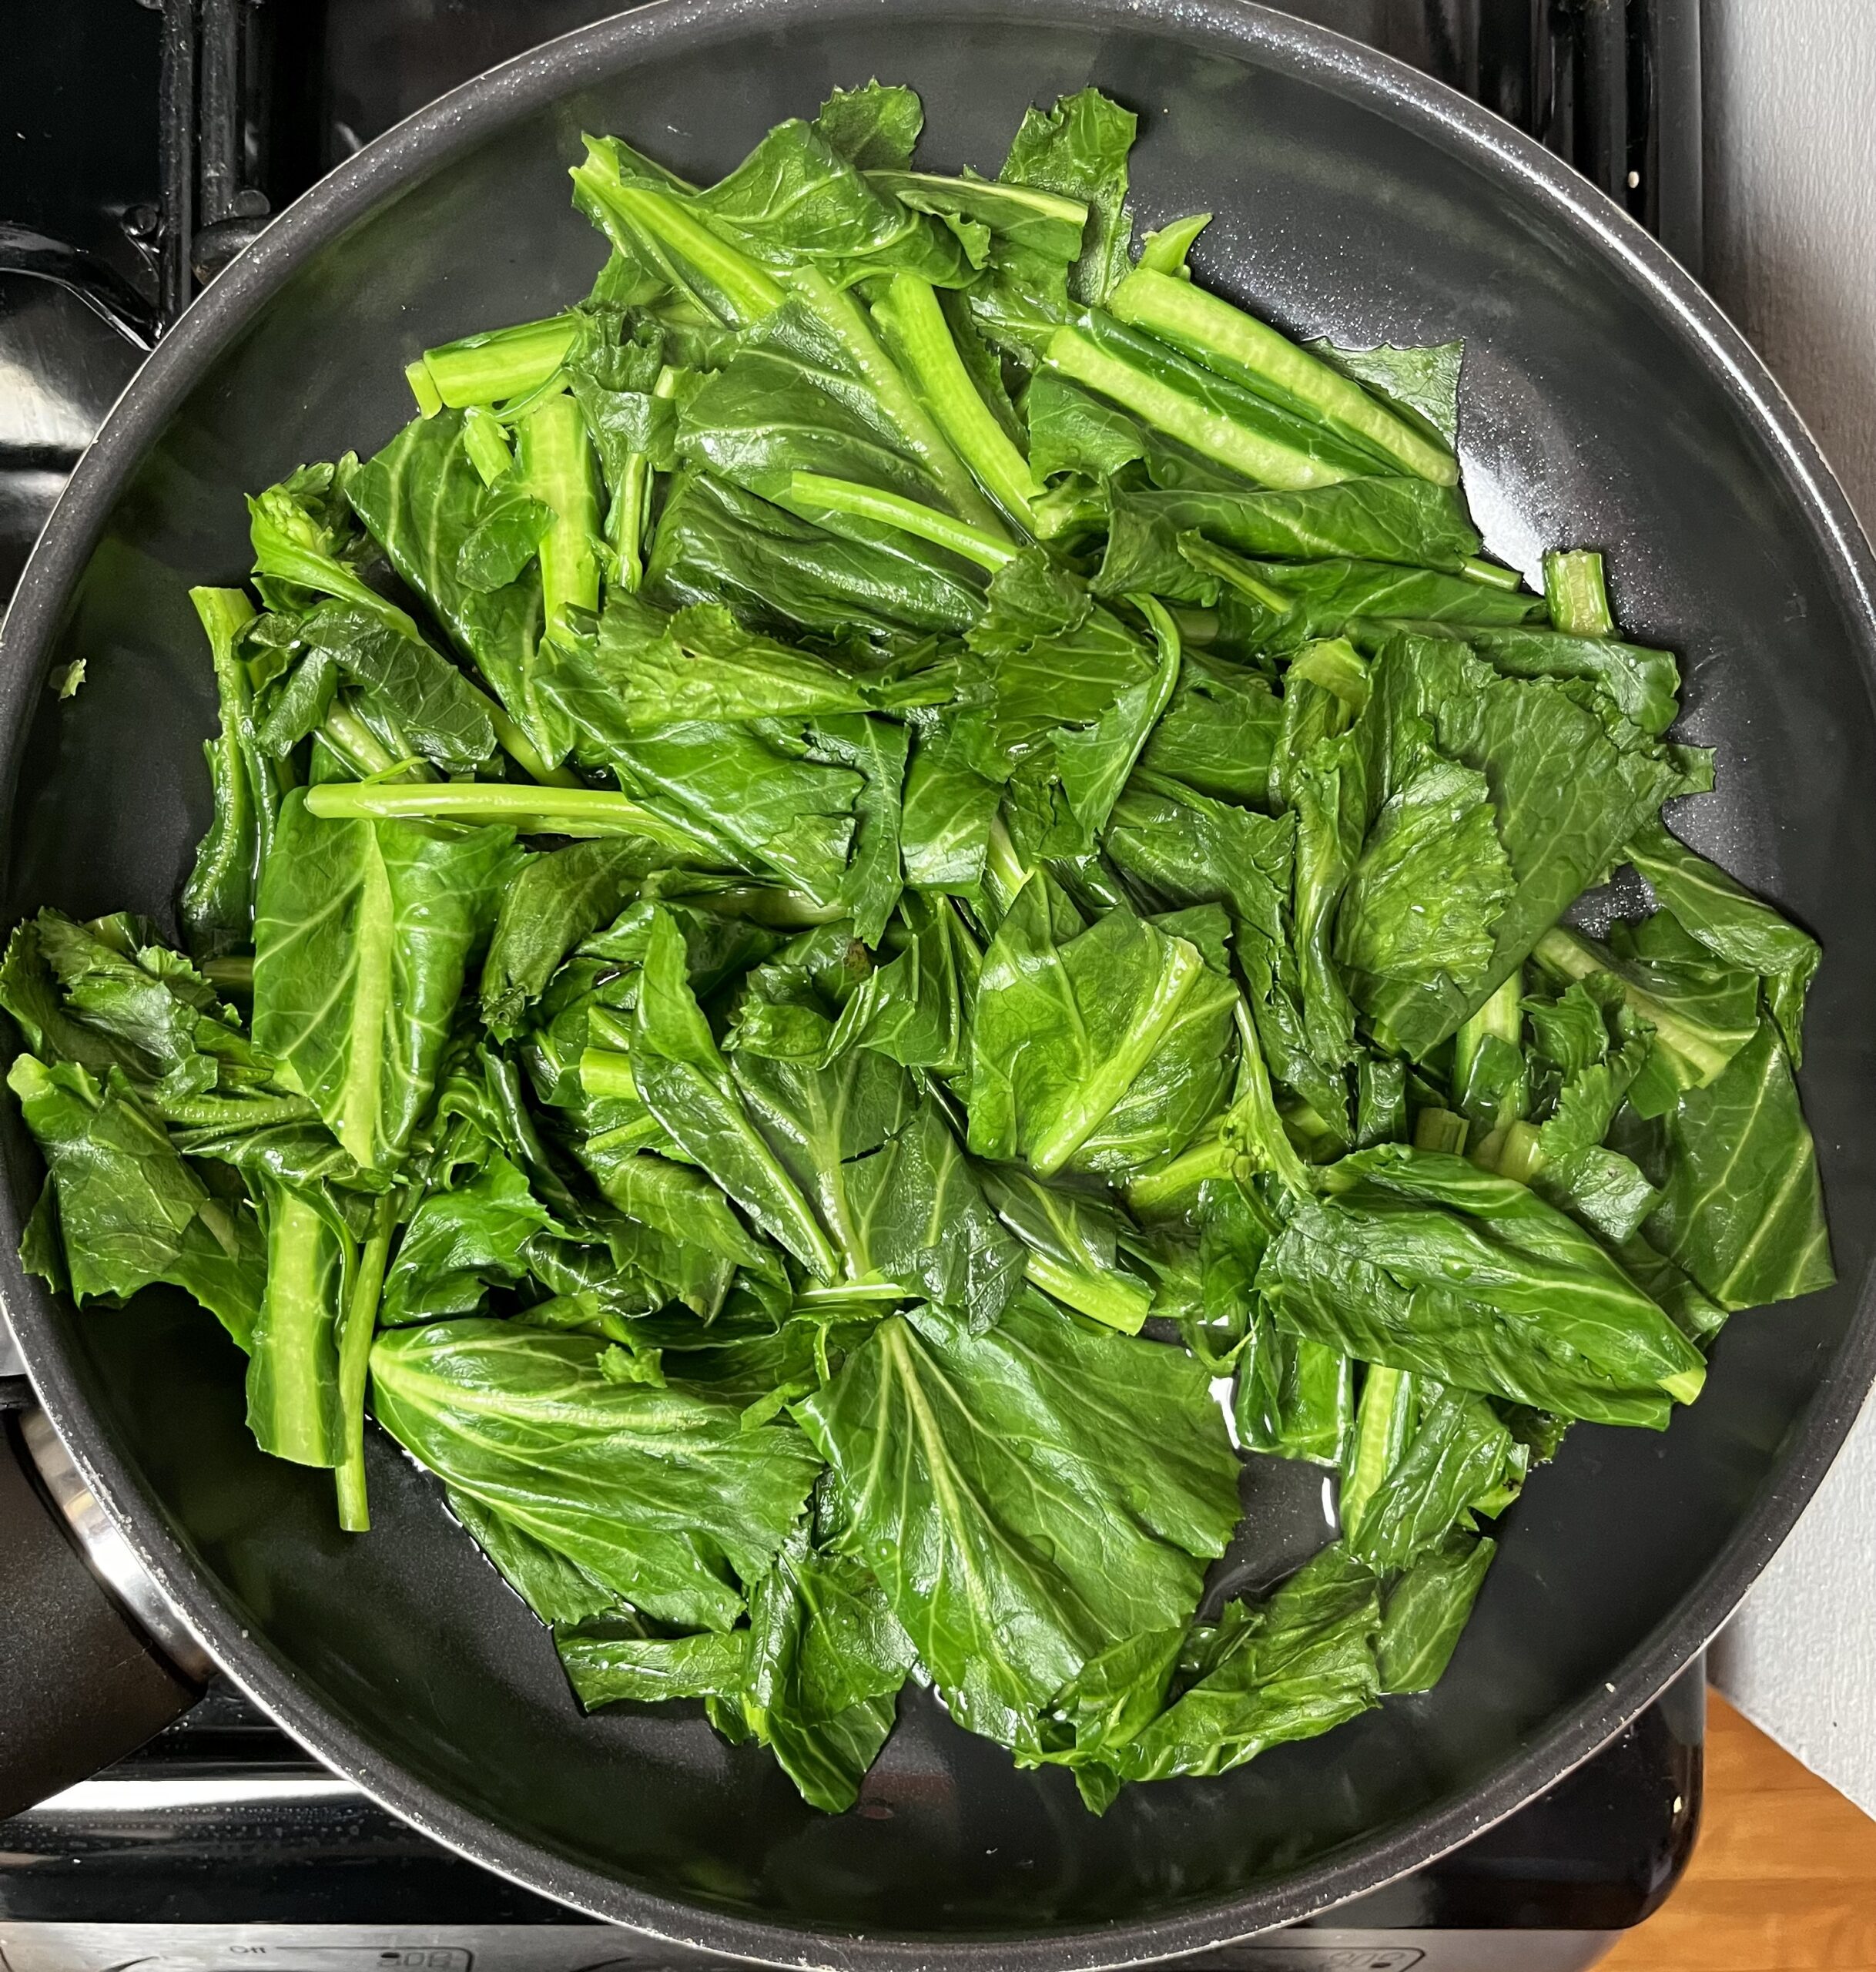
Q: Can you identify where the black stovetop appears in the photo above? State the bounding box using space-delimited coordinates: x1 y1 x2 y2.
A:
0 3 1705 1965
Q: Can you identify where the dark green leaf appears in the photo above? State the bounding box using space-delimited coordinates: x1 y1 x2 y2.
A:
1626 820 1820 1060
1377 1532 1494 1693
1092 1544 1380 1787
348 412 550 752
799 1295 1239 1752
252 792 521 1172
380 1151 556 1322
813 82 924 171
966 879 1236 1179
1640 1022 1833 1311
481 839 668 1041
9 1056 265 1346
370 1317 821 1632
997 88 1137 306
1259 1145 1707 1426
650 468 983 638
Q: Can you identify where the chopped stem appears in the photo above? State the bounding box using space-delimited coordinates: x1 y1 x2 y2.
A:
415 314 582 411
1023 1249 1151 1333
580 1048 638 1102
461 407 514 486
335 1192 396 1533
1179 535 1295 612
681 884 846 927
1107 267 1459 485
1137 212 1213 277
787 472 1017 571
1048 325 1347 491
404 360 443 418
200 955 254 991
1462 555 1524 592
1412 1107 1469 1155
1339 1365 1414 1540
515 392 601 633
1124 1132 1229 1214
871 273 1040 531
303 781 712 855
1543 548 1614 635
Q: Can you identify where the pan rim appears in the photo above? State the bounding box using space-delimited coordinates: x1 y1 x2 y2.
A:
2 0 1873 1963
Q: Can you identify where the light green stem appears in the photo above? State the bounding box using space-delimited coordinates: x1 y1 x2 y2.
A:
1107 267 1459 485
871 273 1040 531
1046 324 1349 492
794 1281 912 1306
1496 1118 1546 1185
580 1047 638 1102
1412 1107 1469 1155
413 314 582 411
1023 1250 1151 1334
788 472 1017 572
786 266 1010 537
1340 1366 1414 1540
320 701 422 780
1463 555 1524 592
1543 548 1614 635
303 780 709 854
516 392 601 634
461 407 515 485
575 170 785 325
335 1193 396 1533
1534 927 1736 1082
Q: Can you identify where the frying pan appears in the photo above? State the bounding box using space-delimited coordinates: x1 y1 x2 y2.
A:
2 1 1874 1964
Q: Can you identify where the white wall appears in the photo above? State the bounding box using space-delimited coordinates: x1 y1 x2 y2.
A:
1703 1 1876 526
1701 0 1876 1818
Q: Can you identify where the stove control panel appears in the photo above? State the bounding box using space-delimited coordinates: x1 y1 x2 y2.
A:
0 1924 1616 1972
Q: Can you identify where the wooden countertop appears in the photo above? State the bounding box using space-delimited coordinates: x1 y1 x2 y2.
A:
1602 1692 1876 1971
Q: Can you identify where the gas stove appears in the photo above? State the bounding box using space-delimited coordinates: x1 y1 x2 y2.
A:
0 4 1705 1967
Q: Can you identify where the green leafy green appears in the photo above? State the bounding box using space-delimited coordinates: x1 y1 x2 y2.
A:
14 77 1834 1823
1259 1147 1707 1426
371 1319 820 1632
252 793 520 1172
11 1056 266 1344
799 1295 1238 1752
